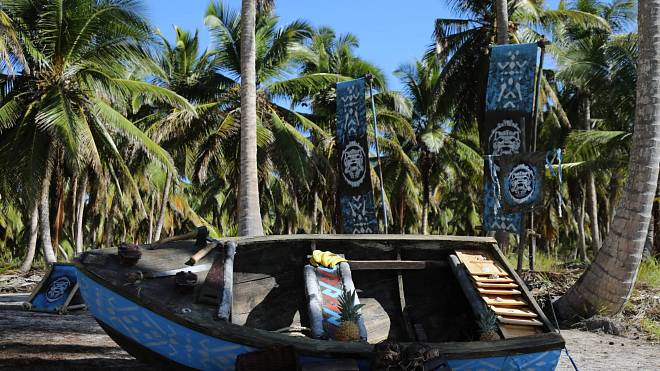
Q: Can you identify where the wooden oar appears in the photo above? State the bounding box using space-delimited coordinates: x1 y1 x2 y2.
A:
186 241 221 266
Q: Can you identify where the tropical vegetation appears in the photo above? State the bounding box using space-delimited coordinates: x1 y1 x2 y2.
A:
0 0 658 325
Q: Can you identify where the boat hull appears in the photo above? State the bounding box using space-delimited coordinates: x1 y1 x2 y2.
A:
77 269 561 370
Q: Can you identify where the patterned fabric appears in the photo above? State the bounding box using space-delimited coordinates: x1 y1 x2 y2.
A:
29 263 80 313
336 78 378 234
483 43 539 233
496 151 546 212
484 175 523 233
486 43 539 113
316 265 344 335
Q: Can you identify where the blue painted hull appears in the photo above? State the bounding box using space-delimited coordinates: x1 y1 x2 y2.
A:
77 270 561 370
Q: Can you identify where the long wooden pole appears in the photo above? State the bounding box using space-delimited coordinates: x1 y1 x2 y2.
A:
366 74 388 234
527 39 547 272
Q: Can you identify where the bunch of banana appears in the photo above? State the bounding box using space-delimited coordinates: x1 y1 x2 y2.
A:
310 250 347 268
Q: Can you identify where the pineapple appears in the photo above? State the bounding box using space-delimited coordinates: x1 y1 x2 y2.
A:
478 311 501 341
334 290 365 341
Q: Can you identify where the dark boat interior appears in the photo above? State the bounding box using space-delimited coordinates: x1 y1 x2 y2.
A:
78 235 552 346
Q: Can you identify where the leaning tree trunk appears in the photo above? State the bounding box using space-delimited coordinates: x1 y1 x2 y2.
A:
20 202 39 272
154 171 172 241
75 171 88 254
495 0 509 44
237 0 264 236
555 0 660 320
39 160 56 264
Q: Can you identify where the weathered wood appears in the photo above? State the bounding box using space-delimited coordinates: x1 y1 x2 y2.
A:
456 250 509 276
482 295 528 306
475 281 519 289
477 288 522 295
74 235 564 360
489 306 538 318
348 260 447 270
471 276 515 283
448 255 490 322
500 324 542 339
497 316 543 326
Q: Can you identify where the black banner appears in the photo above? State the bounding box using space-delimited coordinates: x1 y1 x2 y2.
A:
336 78 378 233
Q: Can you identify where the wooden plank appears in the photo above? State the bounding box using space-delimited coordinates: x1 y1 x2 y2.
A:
348 260 447 270
396 249 416 341
456 250 509 276
489 306 538 318
500 324 542 339
477 288 522 295
489 243 556 332
481 295 527 306
497 316 544 327
470 275 515 283
447 255 491 320
475 281 519 289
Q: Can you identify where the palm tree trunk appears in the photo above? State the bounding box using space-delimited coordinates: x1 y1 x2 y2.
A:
582 94 601 254
238 0 264 236
39 159 56 264
577 192 588 262
495 0 509 44
52 176 65 259
75 172 88 254
147 197 154 243
421 153 430 235
20 202 39 272
154 171 172 241
555 0 660 320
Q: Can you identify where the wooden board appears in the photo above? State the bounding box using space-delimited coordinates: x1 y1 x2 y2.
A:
499 324 542 339
471 275 515 283
482 295 527 306
497 316 544 327
477 288 522 295
455 251 509 276
475 281 519 289
489 306 538 318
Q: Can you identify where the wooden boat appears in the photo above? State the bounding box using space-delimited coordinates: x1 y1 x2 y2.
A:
74 234 564 370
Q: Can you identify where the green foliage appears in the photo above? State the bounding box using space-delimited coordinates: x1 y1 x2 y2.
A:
638 258 660 289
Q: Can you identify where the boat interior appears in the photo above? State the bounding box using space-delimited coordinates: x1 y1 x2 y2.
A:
78 235 553 346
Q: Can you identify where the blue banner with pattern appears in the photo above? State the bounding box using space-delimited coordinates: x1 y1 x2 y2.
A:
486 43 539 113
29 264 79 312
483 43 539 233
336 78 378 233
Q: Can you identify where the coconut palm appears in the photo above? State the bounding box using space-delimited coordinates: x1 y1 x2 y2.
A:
552 0 636 254
0 0 189 263
395 58 482 234
555 0 660 320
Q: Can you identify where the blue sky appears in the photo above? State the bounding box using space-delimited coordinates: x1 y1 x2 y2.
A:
144 0 562 92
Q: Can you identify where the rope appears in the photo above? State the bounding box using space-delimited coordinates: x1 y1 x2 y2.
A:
546 149 565 217
487 155 501 214
547 293 580 371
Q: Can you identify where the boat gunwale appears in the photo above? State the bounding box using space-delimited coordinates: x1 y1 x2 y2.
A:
75 234 565 360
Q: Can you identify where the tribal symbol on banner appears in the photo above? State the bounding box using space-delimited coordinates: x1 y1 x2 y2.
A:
496 151 546 212
486 44 539 113
336 78 378 234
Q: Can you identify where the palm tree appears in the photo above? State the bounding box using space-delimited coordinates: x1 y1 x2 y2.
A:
496 0 509 44
395 58 482 234
236 0 264 236
552 0 637 255
555 0 660 320
0 0 188 262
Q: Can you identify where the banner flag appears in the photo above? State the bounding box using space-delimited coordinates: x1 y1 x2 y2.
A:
482 43 539 233
496 151 546 212
336 78 378 233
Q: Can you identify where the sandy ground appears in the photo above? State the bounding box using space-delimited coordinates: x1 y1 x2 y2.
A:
1 293 658 370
